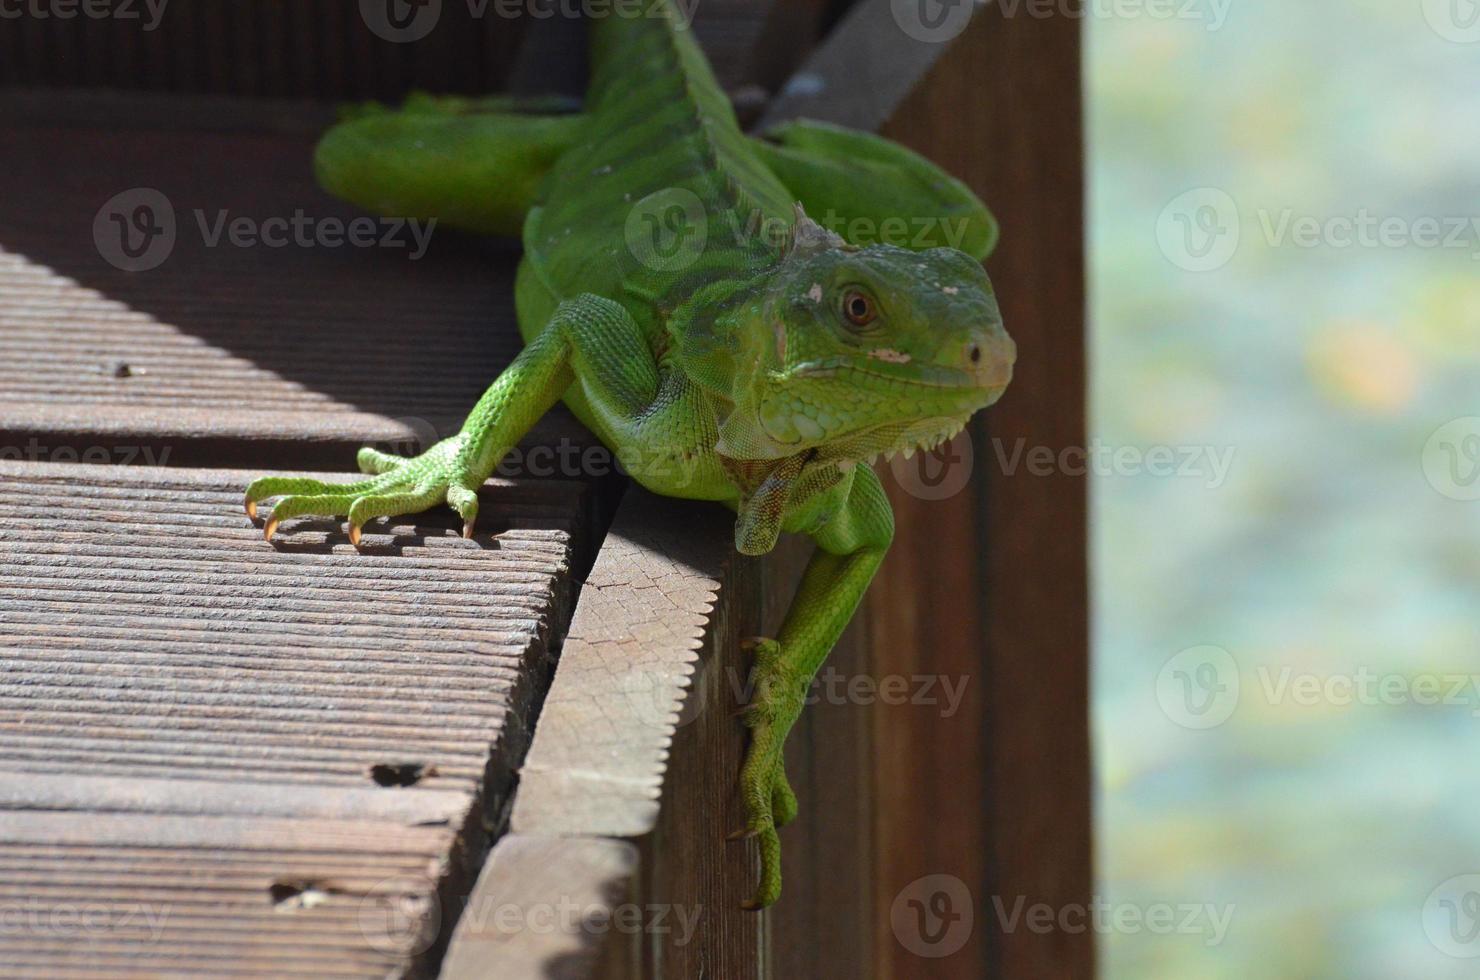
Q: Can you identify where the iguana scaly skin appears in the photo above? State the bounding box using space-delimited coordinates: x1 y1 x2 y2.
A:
244 2 1014 909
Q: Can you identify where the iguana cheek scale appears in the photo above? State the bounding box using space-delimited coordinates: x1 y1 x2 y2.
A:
244 0 1015 910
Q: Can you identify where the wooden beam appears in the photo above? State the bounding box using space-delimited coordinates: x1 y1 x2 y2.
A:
755 2 1091 977
873 6 1092 978
505 488 767 978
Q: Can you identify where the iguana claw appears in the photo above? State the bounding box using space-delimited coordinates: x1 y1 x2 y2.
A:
732 646 802 909
245 436 478 547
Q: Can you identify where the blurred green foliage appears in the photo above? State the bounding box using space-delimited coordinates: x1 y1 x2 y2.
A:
1092 1 1480 977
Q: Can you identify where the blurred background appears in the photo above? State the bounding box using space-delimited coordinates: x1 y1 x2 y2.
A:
1091 1 1480 976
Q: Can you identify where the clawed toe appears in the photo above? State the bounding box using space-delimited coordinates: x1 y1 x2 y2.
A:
246 436 478 548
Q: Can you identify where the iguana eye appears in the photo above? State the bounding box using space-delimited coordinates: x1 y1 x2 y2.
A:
842 289 877 328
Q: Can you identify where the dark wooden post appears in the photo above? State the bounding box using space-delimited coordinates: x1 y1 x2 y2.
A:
758 3 1091 977
875 7 1091 977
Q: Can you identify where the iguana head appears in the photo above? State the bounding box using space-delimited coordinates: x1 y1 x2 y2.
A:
713 212 1015 466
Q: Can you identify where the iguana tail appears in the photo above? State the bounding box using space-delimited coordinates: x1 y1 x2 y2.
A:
312 93 585 238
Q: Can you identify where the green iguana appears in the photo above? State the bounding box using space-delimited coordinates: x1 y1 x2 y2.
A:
243 1 1015 909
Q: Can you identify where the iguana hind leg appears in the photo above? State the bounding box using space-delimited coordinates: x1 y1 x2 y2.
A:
314 94 587 238
750 118 999 260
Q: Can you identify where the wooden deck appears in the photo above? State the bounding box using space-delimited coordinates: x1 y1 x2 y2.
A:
0 2 1090 977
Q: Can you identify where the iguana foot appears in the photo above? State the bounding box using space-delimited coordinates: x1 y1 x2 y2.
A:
730 637 804 910
244 436 481 546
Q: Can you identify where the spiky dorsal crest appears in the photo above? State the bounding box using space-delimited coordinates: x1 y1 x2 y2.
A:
783 202 845 259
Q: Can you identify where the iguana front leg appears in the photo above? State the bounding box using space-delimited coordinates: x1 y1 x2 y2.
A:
244 293 656 542
732 464 894 909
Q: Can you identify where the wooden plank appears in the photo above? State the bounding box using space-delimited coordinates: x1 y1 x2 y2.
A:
0 95 590 470
0 460 589 977
440 835 639 980
0 810 451 979
0 0 527 98
510 490 733 836
0 461 582 795
504 488 764 979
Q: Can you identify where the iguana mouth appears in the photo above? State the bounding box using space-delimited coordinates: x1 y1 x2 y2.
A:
788 357 985 390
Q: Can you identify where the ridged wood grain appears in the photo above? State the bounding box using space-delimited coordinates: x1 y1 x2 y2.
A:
0 101 588 469
0 461 586 977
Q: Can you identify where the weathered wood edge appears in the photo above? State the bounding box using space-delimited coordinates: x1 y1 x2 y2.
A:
509 488 734 836
439 834 639 980
438 487 756 978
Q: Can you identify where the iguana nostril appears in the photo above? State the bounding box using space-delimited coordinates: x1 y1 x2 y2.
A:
969 344 982 365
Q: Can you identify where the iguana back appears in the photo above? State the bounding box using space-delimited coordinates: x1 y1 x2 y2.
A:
521 1 795 338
